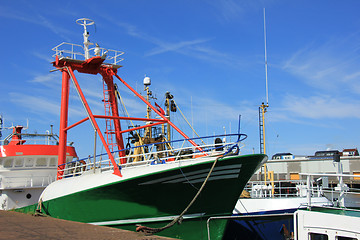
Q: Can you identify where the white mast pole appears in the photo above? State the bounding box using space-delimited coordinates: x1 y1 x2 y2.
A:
76 18 95 60
83 20 90 60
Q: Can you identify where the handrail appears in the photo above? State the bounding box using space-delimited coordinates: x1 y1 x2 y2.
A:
299 173 360 209
243 179 323 198
57 133 245 178
0 139 60 146
61 133 244 165
52 42 124 65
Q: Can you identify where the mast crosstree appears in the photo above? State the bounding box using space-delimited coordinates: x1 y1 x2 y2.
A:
52 18 202 179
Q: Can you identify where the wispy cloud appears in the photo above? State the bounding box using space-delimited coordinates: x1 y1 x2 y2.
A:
171 95 258 131
32 51 54 63
9 92 61 116
145 38 212 56
98 14 245 68
31 73 56 84
0 5 71 41
28 72 62 94
207 0 266 22
9 91 89 119
282 35 360 95
114 19 214 58
210 0 246 22
281 94 360 119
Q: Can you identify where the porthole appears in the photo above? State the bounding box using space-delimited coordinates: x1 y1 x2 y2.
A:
26 193 32 199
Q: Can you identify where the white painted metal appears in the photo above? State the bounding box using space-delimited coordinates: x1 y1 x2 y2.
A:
294 209 360 240
234 197 331 214
40 154 244 202
76 18 95 60
0 155 74 210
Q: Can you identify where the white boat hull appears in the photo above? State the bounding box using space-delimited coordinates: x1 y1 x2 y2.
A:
234 196 333 214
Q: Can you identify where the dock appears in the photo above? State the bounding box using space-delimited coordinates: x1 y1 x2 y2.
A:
0 210 175 240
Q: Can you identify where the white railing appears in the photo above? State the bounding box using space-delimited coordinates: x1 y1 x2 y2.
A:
59 136 241 179
0 139 59 146
52 42 125 65
301 173 360 208
244 179 324 199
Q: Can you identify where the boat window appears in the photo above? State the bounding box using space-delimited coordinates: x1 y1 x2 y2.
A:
25 158 34 167
3 158 13 168
15 158 24 167
36 157 47 167
49 157 57 167
336 237 357 240
0 159 2 167
309 233 328 240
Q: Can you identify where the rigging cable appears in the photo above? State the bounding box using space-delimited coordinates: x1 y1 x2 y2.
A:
114 83 145 155
172 100 206 146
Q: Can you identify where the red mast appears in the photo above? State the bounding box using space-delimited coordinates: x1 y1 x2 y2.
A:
53 18 204 179
54 18 124 178
101 69 125 157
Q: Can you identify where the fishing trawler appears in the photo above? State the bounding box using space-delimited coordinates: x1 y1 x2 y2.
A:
0 117 77 210
16 18 267 239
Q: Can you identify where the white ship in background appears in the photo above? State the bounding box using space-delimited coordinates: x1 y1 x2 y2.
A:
0 116 77 210
223 149 360 240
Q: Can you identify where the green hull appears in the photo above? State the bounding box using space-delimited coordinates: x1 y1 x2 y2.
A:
120 216 229 240
17 154 266 239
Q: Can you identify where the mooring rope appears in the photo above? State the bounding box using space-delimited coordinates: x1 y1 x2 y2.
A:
34 198 46 217
135 155 221 235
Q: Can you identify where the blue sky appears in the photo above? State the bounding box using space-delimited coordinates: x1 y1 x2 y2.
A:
1 0 360 159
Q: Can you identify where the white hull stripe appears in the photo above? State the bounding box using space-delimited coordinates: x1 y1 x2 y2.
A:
139 164 242 185
186 174 240 184
89 213 206 226
42 158 243 201
164 169 241 184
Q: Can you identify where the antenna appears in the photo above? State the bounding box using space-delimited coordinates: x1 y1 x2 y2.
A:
0 115 2 139
259 8 269 155
263 8 269 105
76 18 95 60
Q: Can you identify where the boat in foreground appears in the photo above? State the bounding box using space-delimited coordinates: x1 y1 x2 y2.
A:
16 18 267 239
31 151 266 239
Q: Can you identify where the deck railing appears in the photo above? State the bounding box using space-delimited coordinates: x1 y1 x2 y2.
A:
243 179 324 199
52 42 124 65
301 173 360 208
58 133 246 178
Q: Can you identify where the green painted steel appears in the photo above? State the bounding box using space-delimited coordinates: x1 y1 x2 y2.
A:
119 216 229 240
17 154 266 239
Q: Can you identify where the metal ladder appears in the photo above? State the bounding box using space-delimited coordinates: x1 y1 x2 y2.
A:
103 80 116 152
